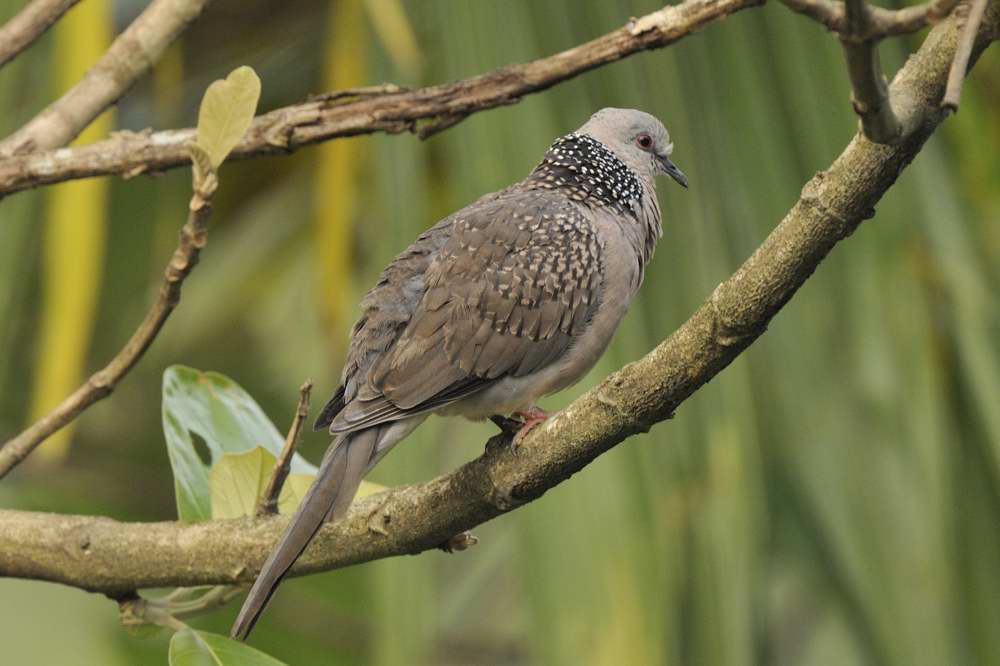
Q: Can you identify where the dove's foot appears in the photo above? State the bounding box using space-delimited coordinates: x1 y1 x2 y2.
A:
489 407 550 454
510 406 550 452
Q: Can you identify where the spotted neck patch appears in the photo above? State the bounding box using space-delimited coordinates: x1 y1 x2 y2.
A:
526 133 643 214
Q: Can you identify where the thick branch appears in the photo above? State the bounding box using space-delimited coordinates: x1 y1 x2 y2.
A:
0 0 81 68
0 0 761 198
0 160 217 479
1 1 995 594
0 0 213 157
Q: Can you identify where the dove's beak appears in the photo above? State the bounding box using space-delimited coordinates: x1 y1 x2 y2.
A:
657 155 688 188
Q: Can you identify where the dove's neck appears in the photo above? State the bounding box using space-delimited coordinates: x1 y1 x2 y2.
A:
527 134 663 272
526 133 644 216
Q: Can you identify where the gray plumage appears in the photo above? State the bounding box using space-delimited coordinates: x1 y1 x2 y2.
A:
231 108 687 641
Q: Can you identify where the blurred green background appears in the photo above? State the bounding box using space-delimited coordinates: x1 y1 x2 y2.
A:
2 0 999 664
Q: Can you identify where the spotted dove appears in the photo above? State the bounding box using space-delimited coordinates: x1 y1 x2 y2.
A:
231 107 688 640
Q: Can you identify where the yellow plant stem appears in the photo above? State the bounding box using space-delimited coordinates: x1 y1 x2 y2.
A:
313 0 368 339
30 0 113 461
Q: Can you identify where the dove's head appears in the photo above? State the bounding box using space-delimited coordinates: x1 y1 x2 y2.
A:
577 107 688 188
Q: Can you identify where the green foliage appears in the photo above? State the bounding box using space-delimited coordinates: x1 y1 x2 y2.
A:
169 629 286 666
163 365 316 520
196 66 262 170
164 365 383 523
187 142 216 191
162 365 317 520
209 446 382 520
155 367 387 665
210 448 306 519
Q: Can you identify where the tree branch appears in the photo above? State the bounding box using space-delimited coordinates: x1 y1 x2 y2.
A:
780 0 960 36
780 0 964 143
0 0 214 157
841 0 905 143
0 0 762 198
256 381 312 517
0 152 218 479
942 0 990 109
0 0 81 68
2 0 995 595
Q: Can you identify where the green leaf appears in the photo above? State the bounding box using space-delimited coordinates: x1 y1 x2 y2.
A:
210 448 276 519
210 446 388 518
276 472 315 515
277 475 385 514
357 479 386 500
162 366 316 521
169 628 287 666
196 66 261 169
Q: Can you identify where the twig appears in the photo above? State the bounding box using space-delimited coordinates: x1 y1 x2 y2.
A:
942 0 990 110
780 0 844 31
0 151 219 479
780 0 961 36
779 0 965 142
119 585 245 630
869 0 961 33
0 0 214 157
0 0 763 198
840 0 905 143
0 0 81 68
308 83 410 102
256 381 313 517
1 0 995 593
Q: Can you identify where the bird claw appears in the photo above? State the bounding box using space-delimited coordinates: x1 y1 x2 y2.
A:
488 415 520 454
490 408 550 455
511 406 550 454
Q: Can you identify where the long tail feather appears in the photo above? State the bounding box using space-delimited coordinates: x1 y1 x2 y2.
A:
230 430 376 641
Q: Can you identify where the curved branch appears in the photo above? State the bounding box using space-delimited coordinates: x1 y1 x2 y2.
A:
256 381 313 517
0 0 82 68
943 0 990 109
0 157 217 479
2 1 996 595
780 0 960 36
841 0 905 143
0 0 762 198
0 0 214 157
780 0 964 143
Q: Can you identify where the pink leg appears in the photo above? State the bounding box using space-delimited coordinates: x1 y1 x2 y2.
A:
512 406 550 450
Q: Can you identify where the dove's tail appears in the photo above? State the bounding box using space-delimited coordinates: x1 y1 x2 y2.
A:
230 429 377 641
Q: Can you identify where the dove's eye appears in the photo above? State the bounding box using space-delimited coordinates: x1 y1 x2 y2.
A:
636 133 653 151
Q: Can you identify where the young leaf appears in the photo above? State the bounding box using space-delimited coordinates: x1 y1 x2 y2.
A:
169 628 287 666
357 479 385 499
210 446 388 518
210 448 276 519
162 366 316 521
277 473 385 514
187 141 215 187
196 65 261 169
277 472 315 514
